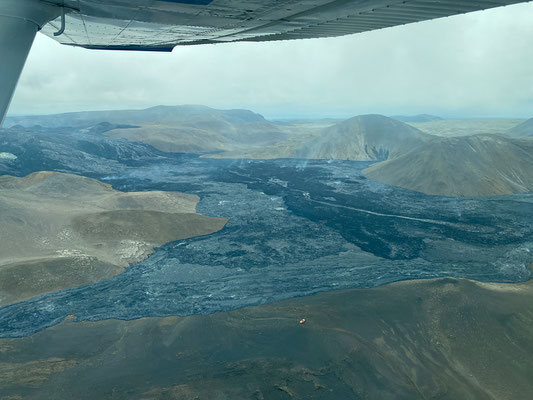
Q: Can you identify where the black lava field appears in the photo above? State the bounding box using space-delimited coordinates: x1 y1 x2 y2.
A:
0 129 531 337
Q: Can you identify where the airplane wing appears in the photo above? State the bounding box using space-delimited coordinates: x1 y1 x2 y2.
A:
0 0 530 125
40 0 530 52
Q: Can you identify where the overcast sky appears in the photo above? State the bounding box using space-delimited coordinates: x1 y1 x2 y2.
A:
9 2 533 119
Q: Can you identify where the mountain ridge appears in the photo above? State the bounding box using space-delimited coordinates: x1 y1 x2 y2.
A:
364 134 533 196
4 104 268 128
210 114 434 161
294 114 433 161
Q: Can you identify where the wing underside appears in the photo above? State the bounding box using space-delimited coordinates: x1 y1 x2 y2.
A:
40 0 529 51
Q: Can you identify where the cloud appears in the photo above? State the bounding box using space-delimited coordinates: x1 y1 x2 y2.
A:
9 2 533 119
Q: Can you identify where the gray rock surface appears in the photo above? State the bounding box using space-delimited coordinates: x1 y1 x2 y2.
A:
364 134 533 196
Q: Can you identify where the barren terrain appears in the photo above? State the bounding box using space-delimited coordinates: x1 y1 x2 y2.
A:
0 171 227 306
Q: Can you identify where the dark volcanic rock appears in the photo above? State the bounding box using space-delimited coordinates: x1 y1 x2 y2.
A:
0 126 164 176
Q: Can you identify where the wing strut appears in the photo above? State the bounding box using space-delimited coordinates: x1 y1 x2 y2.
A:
53 6 66 37
0 0 59 126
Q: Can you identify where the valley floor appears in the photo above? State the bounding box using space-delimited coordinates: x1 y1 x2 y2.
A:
1 120 532 398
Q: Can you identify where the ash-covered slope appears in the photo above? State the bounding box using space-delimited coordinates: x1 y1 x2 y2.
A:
2 277 533 399
5 105 287 153
365 134 533 196
292 114 433 161
211 114 433 160
0 172 227 306
508 118 533 137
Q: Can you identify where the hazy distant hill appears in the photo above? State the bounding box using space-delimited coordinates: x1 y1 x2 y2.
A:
213 114 433 161
5 105 288 153
364 134 533 196
407 118 526 137
508 118 533 137
391 114 443 123
293 114 432 160
5 105 266 128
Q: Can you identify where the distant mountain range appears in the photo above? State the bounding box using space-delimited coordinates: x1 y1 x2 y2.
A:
4 105 533 197
5 105 267 128
5 108 433 160
5 105 287 153
364 135 533 196
212 114 433 161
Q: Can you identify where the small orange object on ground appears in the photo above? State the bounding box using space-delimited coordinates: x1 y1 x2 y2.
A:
299 319 306 324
